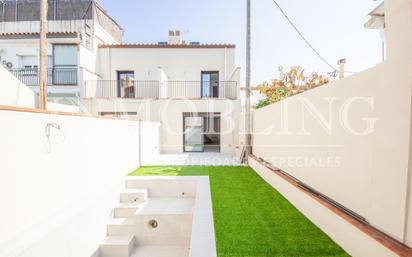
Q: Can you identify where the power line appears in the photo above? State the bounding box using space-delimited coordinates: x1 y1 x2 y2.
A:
270 0 338 72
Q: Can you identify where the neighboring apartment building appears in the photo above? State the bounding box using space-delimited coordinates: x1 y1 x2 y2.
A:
0 0 122 99
82 31 241 154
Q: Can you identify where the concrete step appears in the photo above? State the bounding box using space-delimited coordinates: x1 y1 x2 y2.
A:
107 215 192 246
114 202 147 218
114 198 194 218
100 235 135 257
130 245 189 257
107 218 135 226
120 189 148 203
126 179 197 198
136 198 194 215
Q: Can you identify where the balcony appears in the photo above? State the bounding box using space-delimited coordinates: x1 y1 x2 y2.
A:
10 67 78 86
84 80 238 100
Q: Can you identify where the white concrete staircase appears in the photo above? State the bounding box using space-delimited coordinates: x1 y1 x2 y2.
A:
97 181 194 257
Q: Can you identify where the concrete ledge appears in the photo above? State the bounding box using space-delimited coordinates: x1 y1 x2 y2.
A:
189 176 217 257
248 156 399 257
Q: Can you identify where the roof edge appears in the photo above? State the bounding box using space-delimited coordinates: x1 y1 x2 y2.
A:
99 43 236 49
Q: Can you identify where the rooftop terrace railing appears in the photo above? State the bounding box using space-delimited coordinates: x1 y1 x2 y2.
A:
10 67 78 86
84 80 238 100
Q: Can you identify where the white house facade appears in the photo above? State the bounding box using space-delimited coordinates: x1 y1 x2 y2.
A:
82 33 242 154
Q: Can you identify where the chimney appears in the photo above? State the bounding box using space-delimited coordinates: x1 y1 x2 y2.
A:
168 30 183 45
337 59 346 79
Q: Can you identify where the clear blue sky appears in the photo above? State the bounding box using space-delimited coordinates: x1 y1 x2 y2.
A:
99 0 383 85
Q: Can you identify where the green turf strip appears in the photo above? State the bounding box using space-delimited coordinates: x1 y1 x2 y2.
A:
129 166 349 257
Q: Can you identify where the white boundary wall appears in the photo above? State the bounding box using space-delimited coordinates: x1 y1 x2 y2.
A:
0 110 143 257
252 0 412 247
249 157 397 257
0 65 36 108
47 102 80 113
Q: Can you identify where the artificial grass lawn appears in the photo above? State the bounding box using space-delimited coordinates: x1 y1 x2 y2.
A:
129 166 349 257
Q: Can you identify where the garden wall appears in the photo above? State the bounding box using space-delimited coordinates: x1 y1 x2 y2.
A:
252 0 412 248
0 109 145 257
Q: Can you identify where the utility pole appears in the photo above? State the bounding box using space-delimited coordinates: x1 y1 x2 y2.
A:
244 0 252 163
39 0 48 110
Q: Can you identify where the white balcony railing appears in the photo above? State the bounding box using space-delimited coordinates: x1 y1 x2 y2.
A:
84 80 238 100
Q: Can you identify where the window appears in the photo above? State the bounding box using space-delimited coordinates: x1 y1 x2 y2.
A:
19 55 52 70
117 71 135 98
52 45 78 85
24 65 38 69
53 45 77 67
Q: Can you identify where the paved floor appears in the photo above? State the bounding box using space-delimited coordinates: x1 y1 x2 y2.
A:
143 152 243 166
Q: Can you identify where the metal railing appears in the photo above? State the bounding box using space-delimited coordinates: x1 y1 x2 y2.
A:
168 81 237 99
84 80 160 99
84 80 238 100
10 67 78 86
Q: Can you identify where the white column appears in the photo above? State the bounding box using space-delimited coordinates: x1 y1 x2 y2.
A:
158 67 168 99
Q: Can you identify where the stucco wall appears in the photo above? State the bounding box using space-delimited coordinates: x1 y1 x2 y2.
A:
252 0 412 246
140 121 161 164
0 110 142 257
47 102 80 113
82 98 241 154
78 21 120 80
97 47 236 81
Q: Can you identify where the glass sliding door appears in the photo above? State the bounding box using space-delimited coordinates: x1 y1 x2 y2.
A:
203 114 221 152
184 116 204 152
183 113 221 152
201 71 219 98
